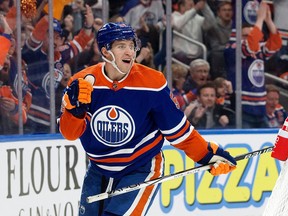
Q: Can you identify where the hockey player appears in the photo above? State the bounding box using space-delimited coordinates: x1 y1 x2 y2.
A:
59 22 237 216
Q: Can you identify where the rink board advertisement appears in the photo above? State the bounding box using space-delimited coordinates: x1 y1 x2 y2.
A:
0 129 282 216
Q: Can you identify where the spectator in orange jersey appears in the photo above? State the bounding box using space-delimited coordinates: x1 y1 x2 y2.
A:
22 5 94 133
0 13 32 134
0 55 32 134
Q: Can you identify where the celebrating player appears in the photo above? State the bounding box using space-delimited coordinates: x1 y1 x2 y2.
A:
58 22 237 216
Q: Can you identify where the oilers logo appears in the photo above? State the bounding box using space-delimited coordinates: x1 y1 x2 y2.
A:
243 0 259 25
91 106 135 147
42 69 63 98
248 59 264 87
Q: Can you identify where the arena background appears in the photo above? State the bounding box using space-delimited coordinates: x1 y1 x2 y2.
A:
1 0 287 215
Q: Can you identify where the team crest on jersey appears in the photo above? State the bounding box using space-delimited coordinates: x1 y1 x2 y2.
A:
170 92 180 109
90 105 135 147
42 69 63 98
243 1 259 25
248 59 264 87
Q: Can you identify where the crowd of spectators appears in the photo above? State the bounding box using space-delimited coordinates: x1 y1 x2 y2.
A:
0 0 288 135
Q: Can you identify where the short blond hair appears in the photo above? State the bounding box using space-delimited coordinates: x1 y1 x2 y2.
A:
171 63 188 81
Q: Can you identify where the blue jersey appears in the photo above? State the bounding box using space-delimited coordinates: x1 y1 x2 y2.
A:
225 26 282 116
59 63 209 178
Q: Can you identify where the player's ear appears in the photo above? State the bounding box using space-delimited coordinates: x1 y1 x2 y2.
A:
101 47 109 57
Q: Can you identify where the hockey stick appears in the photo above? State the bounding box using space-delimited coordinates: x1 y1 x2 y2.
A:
86 146 274 203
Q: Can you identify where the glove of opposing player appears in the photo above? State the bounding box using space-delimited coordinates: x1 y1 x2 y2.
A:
62 78 93 118
197 141 236 176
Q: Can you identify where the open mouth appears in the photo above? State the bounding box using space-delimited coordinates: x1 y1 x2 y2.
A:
122 59 131 64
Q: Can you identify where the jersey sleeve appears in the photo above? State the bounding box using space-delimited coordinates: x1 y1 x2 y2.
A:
151 83 209 162
59 110 88 140
58 69 95 140
264 31 282 58
245 26 263 53
71 29 94 53
29 15 49 48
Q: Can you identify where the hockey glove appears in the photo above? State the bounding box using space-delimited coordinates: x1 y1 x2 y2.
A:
62 78 93 118
197 141 236 176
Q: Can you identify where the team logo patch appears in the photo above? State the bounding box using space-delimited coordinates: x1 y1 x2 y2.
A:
248 59 264 87
91 106 135 147
42 69 63 98
170 92 180 109
243 1 259 25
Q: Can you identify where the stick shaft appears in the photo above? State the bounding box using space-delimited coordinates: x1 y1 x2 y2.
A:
86 146 273 203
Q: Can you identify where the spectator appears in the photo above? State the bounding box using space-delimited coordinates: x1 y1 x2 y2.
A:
166 63 189 111
135 12 161 55
213 77 234 109
224 1 282 128
0 13 32 135
62 14 74 41
172 0 214 65
135 42 155 69
265 84 287 128
0 0 11 15
205 1 233 79
182 58 210 102
265 0 288 77
89 0 103 19
123 0 164 32
22 5 94 133
184 82 235 129
71 0 86 34
69 38 102 74
20 25 34 49
123 0 165 55
0 53 32 134
56 63 72 117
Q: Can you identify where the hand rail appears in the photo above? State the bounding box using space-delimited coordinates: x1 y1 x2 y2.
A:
172 30 207 60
